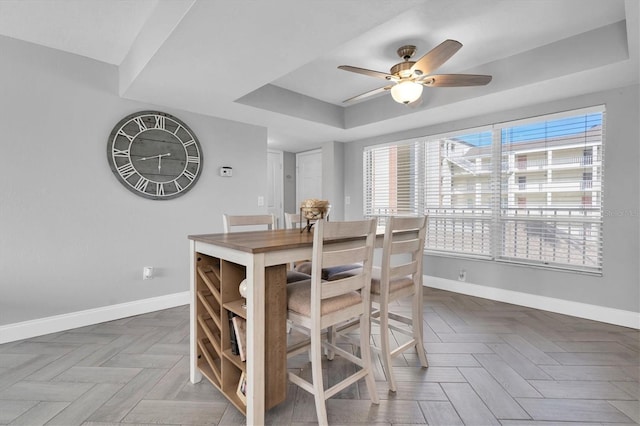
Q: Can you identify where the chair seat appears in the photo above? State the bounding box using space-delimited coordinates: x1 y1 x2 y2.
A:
370 267 414 295
325 266 413 294
295 262 362 280
287 280 362 317
287 270 311 283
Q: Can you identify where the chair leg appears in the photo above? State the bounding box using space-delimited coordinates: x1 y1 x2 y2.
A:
311 328 329 426
326 326 335 360
359 314 379 404
378 306 397 392
413 290 428 368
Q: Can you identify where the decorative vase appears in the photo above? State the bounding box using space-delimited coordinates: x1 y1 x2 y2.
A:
238 279 248 299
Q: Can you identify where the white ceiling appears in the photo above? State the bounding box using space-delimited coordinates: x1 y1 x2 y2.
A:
0 0 637 152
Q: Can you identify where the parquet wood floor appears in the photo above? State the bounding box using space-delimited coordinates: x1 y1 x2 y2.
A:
1 288 638 425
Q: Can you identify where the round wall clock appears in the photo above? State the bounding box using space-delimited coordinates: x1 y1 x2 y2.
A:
107 111 203 200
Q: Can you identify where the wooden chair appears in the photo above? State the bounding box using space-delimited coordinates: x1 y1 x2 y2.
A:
286 212 362 279
286 219 379 425
284 212 303 230
371 215 429 391
284 212 306 269
222 213 275 233
222 214 309 284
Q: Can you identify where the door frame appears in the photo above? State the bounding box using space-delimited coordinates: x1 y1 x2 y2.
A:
267 149 284 228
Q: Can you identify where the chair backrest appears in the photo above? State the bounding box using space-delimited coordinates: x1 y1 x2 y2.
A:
380 215 428 292
284 212 303 229
310 218 377 322
223 214 276 233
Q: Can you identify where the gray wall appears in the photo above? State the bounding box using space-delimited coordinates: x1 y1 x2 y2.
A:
0 36 268 325
322 141 345 221
344 84 640 313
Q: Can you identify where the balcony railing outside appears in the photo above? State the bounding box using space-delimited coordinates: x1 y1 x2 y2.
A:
370 207 602 272
508 155 600 171
500 207 602 270
508 181 601 193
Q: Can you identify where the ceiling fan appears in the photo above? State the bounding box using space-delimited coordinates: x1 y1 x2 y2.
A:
338 39 492 106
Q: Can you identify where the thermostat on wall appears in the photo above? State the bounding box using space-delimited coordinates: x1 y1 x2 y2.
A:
219 166 233 177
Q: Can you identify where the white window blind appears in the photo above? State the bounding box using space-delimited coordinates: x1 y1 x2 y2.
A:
362 106 605 274
498 109 604 272
424 130 494 257
364 141 424 227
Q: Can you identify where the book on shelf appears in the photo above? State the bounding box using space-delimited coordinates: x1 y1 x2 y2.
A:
236 371 247 404
231 315 247 361
228 313 239 355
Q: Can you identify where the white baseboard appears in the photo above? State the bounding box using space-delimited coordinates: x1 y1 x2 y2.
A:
3 280 637 344
0 292 190 344
425 276 640 330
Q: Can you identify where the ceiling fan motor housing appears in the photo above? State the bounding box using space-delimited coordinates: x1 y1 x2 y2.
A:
392 45 420 78
396 45 417 60
390 61 416 78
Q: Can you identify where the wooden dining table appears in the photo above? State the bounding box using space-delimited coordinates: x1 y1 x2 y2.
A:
188 228 385 425
188 229 319 425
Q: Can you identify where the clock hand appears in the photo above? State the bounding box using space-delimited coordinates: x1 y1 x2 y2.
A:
159 153 171 171
138 153 172 161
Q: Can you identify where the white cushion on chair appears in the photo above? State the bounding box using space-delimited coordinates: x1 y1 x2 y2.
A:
370 267 413 295
287 280 362 317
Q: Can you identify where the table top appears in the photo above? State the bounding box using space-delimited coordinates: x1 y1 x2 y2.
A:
189 229 316 254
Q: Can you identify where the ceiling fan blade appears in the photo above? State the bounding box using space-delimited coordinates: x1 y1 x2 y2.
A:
411 39 462 76
342 85 393 103
421 74 492 87
338 65 394 80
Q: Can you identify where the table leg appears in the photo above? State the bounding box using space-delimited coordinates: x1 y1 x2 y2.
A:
246 254 266 425
189 241 202 384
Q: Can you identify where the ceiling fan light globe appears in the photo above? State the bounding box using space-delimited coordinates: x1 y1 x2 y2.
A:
390 81 423 104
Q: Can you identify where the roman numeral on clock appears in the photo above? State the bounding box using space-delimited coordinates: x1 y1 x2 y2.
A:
117 162 136 179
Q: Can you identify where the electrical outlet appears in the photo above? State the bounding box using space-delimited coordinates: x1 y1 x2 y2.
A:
458 269 466 282
143 266 154 280
257 196 264 206
345 196 351 205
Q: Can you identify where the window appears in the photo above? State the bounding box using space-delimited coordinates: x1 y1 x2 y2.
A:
583 147 593 165
518 176 527 190
423 130 494 257
363 141 424 228
517 154 527 169
499 108 604 272
363 106 605 273
582 171 593 189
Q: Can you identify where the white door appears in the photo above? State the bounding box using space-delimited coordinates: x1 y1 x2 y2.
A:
267 150 284 228
296 149 322 208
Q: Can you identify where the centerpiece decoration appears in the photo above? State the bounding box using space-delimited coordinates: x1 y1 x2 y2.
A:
299 199 330 232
